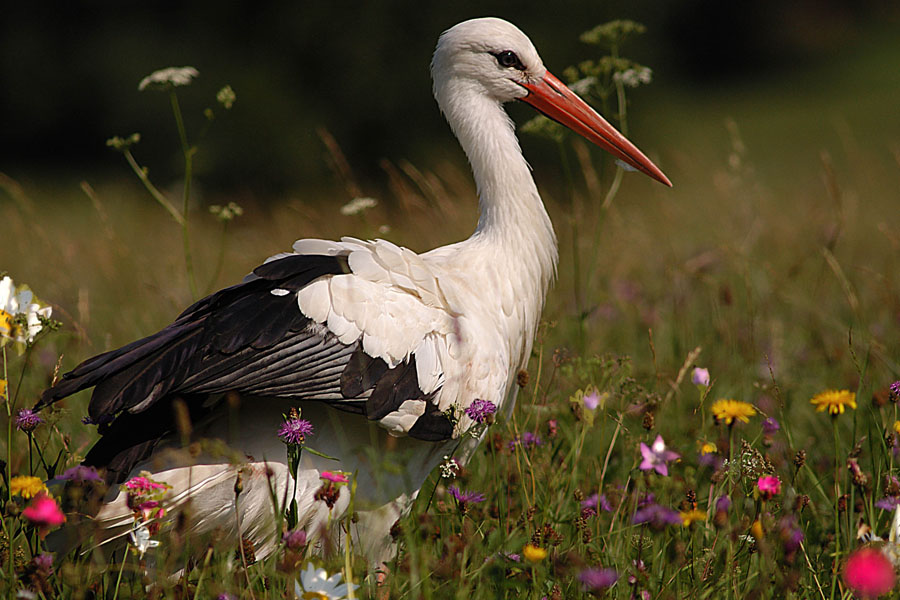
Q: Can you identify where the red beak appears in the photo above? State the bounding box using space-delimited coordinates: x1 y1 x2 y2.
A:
520 71 672 187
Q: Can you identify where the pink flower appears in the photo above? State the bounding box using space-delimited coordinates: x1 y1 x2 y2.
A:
583 390 601 411
320 471 349 484
22 493 66 537
844 548 896 598
757 475 781 500
691 367 710 387
639 435 680 476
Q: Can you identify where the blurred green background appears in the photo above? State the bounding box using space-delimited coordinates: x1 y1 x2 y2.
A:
3 1 899 192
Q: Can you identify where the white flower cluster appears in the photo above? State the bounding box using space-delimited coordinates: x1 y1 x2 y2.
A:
138 66 199 91
613 67 653 88
439 455 460 479
295 562 358 599
0 276 52 345
340 197 378 216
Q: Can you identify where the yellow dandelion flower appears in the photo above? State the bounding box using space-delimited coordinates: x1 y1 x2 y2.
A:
0 378 7 398
10 475 48 499
894 421 900 436
681 509 707 527
699 441 717 455
711 399 756 426
810 389 856 415
523 543 547 563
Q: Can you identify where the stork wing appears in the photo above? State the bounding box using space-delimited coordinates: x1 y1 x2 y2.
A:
38 249 458 481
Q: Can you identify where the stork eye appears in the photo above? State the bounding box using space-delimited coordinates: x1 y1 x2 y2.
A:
492 50 525 71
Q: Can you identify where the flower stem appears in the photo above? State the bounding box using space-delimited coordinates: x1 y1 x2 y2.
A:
169 89 199 300
829 417 841 600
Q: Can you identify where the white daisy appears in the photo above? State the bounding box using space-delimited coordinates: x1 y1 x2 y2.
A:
295 563 358 599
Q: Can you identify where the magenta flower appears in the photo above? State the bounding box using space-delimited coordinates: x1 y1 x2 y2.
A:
282 528 307 550
15 408 43 432
715 495 732 513
59 465 102 483
448 485 486 505
22 493 66 537
757 475 781 499
320 471 349 483
691 367 710 387
875 496 900 510
762 417 780 435
639 435 680 476
844 548 896 598
465 399 497 424
277 418 314 445
890 380 900 400
579 567 618 590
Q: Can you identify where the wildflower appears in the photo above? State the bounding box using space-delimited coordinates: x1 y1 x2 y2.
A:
714 496 731 528
295 562 358 599
844 548 896 598
216 85 236 110
581 493 612 517
691 367 710 387
546 418 558 439
613 66 653 87
129 521 160 557
11 476 48 499
750 520 764 540
0 379 6 398
464 399 497 424
447 485 486 515
579 567 618 590
0 276 53 345
138 66 199 91
508 431 543 451
59 465 102 483
439 455 460 479
699 441 717 455
894 421 900 436
890 381 900 402
779 515 804 555
340 197 378 216
209 201 243 222
633 503 681 529
761 417 780 435
124 474 170 528
810 389 857 415
278 418 314 445
680 509 707 527
711 399 756 426
582 387 602 410
22 493 65 537
15 408 43 433
877 497 900 511
757 475 782 500
849 458 869 488
522 544 547 563
639 434 680 476
320 471 349 484
283 529 308 550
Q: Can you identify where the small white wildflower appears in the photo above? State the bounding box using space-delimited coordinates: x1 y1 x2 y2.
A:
340 197 377 216
0 276 52 345
613 67 652 88
139 66 199 91
439 455 460 479
217 85 236 109
209 201 244 222
295 562 358 599
129 522 160 557
569 76 598 96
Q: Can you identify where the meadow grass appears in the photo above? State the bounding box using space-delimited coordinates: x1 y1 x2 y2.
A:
1 25 900 600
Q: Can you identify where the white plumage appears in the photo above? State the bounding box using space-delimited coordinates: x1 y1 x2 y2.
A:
40 17 669 565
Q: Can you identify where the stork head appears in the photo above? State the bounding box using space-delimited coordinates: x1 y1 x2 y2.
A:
432 17 671 187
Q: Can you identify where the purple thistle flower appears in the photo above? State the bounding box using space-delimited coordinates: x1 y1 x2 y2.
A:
639 435 680 476
282 528 307 550
448 485 486 505
579 567 618 590
716 495 732 513
15 408 43 433
891 381 900 401
581 493 613 515
277 418 314 445
762 417 780 435
508 431 543 451
876 496 900 510
59 465 102 483
632 503 681 528
465 399 497 424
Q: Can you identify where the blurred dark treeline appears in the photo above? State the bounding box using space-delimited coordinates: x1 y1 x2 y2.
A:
2 1 897 196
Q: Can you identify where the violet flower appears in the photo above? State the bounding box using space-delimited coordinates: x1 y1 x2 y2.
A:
278 418 314 445
639 435 680 476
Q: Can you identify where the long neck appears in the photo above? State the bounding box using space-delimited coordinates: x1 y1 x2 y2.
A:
440 88 558 284
436 85 558 373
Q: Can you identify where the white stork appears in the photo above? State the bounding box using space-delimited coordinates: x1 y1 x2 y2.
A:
38 17 670 563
